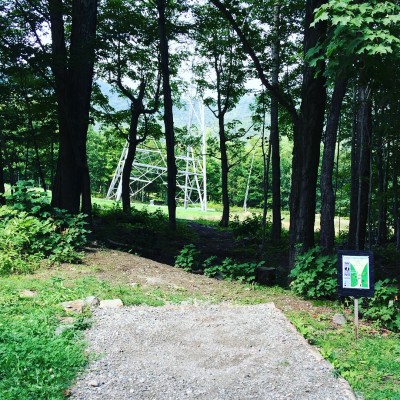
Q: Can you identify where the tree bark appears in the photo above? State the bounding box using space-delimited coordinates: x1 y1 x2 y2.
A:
288 0 327 266
348 82 372 250
157 0 177 230
270 0 281 244
376 129 388 245
121 110 140 213
319 77 348 252
219 115 230 227
49 0 97 216
0 138 5 205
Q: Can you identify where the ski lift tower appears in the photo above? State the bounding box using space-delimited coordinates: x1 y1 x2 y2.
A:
106 92 207 211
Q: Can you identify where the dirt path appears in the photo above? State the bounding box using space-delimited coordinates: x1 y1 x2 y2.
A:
58 250 356 400
71 303 355 400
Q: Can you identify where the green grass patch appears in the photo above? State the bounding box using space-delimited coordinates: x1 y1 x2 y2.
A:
287 310 400 400
0 272 197 399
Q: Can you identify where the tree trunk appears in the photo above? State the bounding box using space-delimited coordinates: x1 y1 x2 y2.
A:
393 155 400 250
219 115 230 227
0 138 5 205
319 77 348 252
157 0 177 230
376 129 388 245
121 109 140 213
289 0 327 266
49 0 97 216
348 82 372 250
270 0 281 244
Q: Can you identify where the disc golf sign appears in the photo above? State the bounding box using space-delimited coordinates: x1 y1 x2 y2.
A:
337 250 374 298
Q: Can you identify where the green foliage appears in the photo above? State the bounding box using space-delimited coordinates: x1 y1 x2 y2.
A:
360 279 400 332
0 182 89 275
231 213 265 243
175 244 200 272
0 268 195 399
204 257 264 283
290 246 337 299
289 311 400 400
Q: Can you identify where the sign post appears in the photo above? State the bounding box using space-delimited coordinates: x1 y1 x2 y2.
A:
337 251 375 339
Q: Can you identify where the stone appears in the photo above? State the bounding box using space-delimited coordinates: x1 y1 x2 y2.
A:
99 299 124 308
58 317 76 324
84 296 100 308
88 380 100 387
55 324 74 336
332 313 347 325
61 299 85 314
19 290 38 298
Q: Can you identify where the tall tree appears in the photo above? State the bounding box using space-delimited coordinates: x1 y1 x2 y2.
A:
96 0 161 212
156 0 178 230
193 3 247 227
49 0 98 216
209 0 327 266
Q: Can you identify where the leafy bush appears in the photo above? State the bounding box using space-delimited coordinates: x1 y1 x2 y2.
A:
175 244 200 272
231 213 266 243
0 182 89 275
360 279 400 332
5 180 51 217
289 246 337 299
204 257 264 283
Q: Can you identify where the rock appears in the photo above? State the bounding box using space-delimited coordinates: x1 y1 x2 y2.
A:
58 317 76 324
99 299 124 308
55 324 74 336
19 289 38 298
332 313 347 325
88 380 100 387
61 299 85 314
84 296 100 308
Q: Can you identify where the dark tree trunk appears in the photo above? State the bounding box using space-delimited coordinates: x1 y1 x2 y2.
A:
121 109 140 213
393 155 400 250
289 0 327 266
348 83 372 250
0 138 5 205
270 1 281 244
219 115 230 227
49 0 97 216
376 130 388 245
157 0 177 230
319 77 348 252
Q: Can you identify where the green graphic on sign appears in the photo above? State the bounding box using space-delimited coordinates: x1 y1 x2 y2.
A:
342 255 370 289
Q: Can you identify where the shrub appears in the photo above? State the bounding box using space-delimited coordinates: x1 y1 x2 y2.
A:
204 257 263 283
231 213 266 243
0 182 89 275
289 246 337 299
175 244 200 272
360 279 400 332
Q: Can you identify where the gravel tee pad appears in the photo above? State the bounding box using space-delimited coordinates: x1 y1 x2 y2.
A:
71 303 355 400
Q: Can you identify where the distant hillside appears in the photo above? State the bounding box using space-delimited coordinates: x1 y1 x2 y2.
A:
97 80 256 135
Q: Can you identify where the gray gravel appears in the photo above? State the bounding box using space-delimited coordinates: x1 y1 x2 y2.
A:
71 303 355 400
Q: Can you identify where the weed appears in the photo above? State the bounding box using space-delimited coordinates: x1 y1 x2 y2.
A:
289 246 337 299
175 244 200 272
204 257 264 283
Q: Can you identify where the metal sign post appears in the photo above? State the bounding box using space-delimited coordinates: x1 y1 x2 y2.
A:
337 250 375 339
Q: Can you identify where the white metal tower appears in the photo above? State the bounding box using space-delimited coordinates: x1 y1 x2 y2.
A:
106 96 207 210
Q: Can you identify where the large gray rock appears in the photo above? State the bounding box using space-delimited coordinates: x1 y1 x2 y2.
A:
61 299 85 314
99 299 123 308
332 313 347 325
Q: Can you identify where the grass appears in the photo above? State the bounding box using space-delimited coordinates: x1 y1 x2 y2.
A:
288 309 400 400
1 268 400 400
0 272 197 400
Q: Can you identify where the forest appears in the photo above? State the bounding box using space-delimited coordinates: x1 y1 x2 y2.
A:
1 1 400 399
